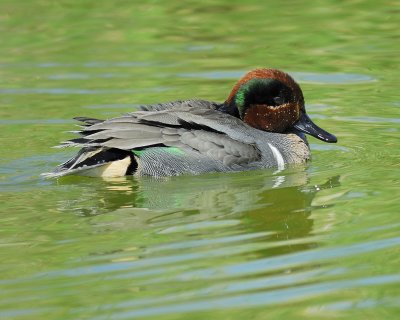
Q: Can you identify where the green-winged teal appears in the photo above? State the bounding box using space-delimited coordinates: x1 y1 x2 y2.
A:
44 68 337 178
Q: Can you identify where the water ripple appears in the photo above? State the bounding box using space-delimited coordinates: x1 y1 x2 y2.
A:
90 274 400 319
0 119 73 125
0 61 158 68
0 87 169 95
333 116 400 124
177 70 376 84
47 73 130 80
175 237 399 281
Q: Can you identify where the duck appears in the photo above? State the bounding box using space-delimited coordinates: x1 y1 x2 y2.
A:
43 68 337 178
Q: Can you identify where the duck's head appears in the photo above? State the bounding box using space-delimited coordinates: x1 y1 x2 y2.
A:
223 68 337 143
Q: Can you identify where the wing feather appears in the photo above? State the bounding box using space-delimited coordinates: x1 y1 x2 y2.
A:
51 100 263 176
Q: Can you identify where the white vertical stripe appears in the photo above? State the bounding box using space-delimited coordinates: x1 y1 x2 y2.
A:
272 175 285 188
267 143 285 171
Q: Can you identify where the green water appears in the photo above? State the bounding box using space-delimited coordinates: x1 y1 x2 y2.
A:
1 1 399 319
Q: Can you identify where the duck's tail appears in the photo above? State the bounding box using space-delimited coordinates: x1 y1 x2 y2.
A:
42 147 137 178
42 117 137 178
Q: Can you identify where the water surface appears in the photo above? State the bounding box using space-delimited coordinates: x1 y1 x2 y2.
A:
1 1 399 319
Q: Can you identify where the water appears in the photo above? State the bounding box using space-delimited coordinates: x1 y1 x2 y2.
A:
1 1 399 319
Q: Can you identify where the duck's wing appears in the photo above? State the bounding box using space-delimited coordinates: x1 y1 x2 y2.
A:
71 106 261 165
46 103 261 177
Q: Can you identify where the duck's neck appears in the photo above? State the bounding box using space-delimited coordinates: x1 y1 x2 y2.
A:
217 101 241 118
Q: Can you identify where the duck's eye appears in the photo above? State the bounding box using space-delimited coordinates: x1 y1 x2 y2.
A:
273 96 284 105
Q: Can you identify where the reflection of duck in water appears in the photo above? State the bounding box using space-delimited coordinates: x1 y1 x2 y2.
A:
245 175 341 255
57 170 340 247
44 68 336 178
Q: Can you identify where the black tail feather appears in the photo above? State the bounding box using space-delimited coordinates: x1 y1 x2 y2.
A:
43 147 137 178
73 117 104 125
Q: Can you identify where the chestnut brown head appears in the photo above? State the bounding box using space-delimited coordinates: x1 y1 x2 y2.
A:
222 68 337 143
